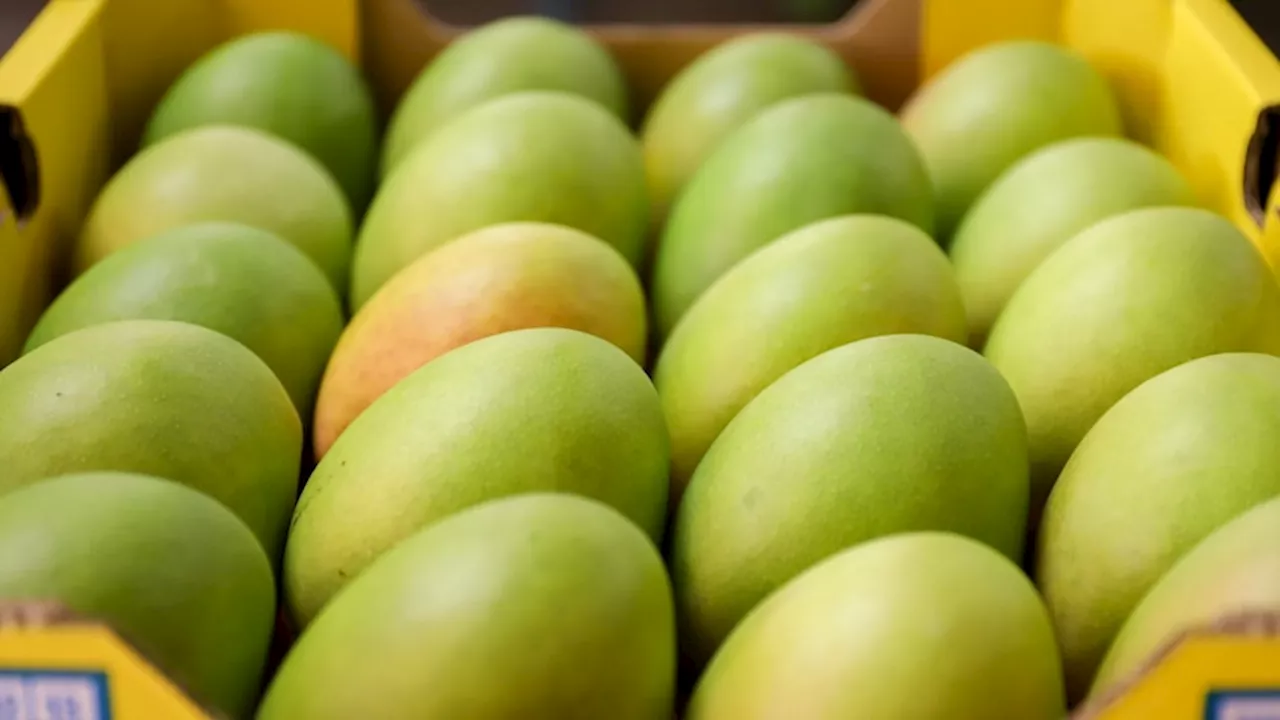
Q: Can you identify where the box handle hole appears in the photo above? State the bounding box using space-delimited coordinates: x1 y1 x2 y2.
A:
1245 104 1280 228
0 106 38 223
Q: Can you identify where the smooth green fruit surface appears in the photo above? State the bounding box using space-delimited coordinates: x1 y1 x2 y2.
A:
651 93 933 336
656 215 966 500
0 320 301 556
76 126 352 293
984 208 1280 512
1038 353 1280 699
262 494 674 720
688 533 1064 720
144 31 378 209
902 41 1122 241
1092 496 1280 698
382 16 627 176
950 137 1194 344
352 91 647 307
0 472 275 718
673 334 1028 665
285 328 668 625
27 222 343 419
641 33 857 219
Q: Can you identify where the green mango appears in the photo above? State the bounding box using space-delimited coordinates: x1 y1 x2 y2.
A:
902 41 1122 241
687 533 1064 720
672 334 1028 666
144 31 378 209
949 137 1194 344
0 320 300 557
27 222 343 419
351 91 647 308
656 215 965 501
382 17 627 177
641 33 856 220
0 472 274 718
1091 495 1280 699
650 93 933 337
261 494 674 720
75 126 352 294
1038 353 1280 699
285 328 668 625
985 207 1280 513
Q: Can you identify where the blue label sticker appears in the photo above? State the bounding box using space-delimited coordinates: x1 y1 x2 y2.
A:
0 670 109 720
1206 690 1280 720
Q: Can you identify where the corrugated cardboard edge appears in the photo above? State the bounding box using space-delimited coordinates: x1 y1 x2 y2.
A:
1071 610 1280 719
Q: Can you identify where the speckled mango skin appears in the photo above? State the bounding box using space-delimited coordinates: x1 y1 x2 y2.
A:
0 320 301 558
288 329 668 626
312 222 646 457
351 91 647 308
655 215 965 503
264 494 674 720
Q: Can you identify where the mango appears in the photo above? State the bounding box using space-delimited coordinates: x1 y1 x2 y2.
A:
687 533 1064 720
1091 495 1280 698
286 328 668 625
352 91 646 307
984 208 1280 514
0 472 274 718
650 93 932 336
27 222 343 419
262 494 674 720
672 334 1028 665
144 32 378 209
314 222 645 456
76 126 352 293
382 16 627 176
902 41 1122 241
641 34 856 220
950 137 1194 344
1037 353 1280 699
0 320 301 556
656 215 965 501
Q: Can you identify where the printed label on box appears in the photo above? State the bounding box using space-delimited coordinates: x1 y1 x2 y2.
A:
1207 690 1280 720
0 670 109 720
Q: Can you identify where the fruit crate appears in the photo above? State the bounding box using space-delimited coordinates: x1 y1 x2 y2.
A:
2 0 1280 718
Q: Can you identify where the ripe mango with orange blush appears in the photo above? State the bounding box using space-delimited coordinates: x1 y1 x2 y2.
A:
312 222 646 456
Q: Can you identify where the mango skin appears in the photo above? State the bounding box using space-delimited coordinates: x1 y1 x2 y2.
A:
262 494 674 720
984 207 1280 514
314 222 646 457
672 334 1028 666
655 215 966 501
286 328 668 625
1091 495 1280 698
0 472 275 719
0 320 301 557
352 91 647 308
688 533 1064 720
950 137 1194 344
144 31 378 210
651 93 933 337
76 126 352 293
902 41 1122 241
641 33 857 220
27 222 343 420
1037 353 1280 699
382 16 627 176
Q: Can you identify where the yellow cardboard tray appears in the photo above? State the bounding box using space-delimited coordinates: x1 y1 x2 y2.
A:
0 601 211 719
2 1 1280 718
